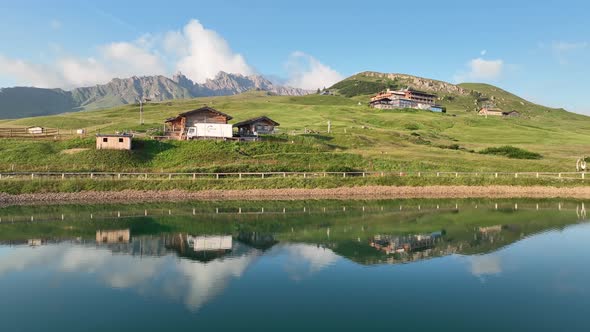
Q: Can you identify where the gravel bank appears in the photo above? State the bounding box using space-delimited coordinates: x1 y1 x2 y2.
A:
1 186 590 206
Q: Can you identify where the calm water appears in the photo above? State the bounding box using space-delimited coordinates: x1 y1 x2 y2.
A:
0 199 589 331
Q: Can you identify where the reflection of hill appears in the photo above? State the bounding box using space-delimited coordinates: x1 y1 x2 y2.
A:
0 199 586 267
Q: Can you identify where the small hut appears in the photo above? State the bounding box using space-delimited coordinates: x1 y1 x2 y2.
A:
233 116 280 137
27 126 44 134
96 134 132 150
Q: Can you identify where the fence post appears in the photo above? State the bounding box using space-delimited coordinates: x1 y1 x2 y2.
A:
90 173 94 179
436 172 440 177
168 174 172 180
31 173 34 179
303 173 307 178
558 173 562 179
495 173 498 178
283 172 286 178
62 173 65 180
583 173 586 180
418 172 421 177
262 173 265 179
536 173 539 178
193 173 196 180
216 174 219 180
239 173 242 179
343 172 346 178
381 172 384 177
455 172 458 178
515 173 518 178
118 173 121 180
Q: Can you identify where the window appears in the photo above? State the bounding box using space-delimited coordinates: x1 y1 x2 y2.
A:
118 138 124 143
102 138 108 143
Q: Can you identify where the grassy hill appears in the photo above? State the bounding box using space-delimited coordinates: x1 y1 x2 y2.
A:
0 73 588 174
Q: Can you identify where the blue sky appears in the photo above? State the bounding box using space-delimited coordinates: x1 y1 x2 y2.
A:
0 0 588 113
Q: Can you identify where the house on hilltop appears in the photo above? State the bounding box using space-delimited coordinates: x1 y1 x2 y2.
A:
369 88 437 110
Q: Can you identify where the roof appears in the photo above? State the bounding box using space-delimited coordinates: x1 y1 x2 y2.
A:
480 108 504 112
406 89 438 98
165 106 233 122
96 134 133 138
233 116 280 127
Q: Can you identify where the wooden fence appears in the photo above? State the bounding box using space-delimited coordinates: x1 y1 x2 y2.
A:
0 171 587 181
0 201 586 225
0 127 86 138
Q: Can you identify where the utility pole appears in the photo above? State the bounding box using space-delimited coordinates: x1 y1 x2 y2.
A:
138 97 152 125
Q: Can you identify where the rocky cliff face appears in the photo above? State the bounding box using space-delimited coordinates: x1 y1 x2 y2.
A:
359 71 468 95
174 72 310 97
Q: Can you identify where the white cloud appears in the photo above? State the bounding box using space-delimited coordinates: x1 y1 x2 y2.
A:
50 19 62 30
0 55 63 88
280 244 339 280
480 49 487 56
470 255 502 277
454 57 504 83
168 19 254 83
551 41 588 64
0 19 342 91
286 51 343 90
0 242 260 311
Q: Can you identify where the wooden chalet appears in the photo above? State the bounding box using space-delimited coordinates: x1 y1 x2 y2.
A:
478 107 504 117
479 108 520 117
165 106 233 139
233 116 280 137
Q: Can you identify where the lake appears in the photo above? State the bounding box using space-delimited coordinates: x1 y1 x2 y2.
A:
0 199 589 331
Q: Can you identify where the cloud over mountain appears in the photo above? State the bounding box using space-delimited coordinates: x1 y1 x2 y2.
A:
0 19 337 91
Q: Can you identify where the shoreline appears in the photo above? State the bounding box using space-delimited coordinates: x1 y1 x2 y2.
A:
2 186 590 206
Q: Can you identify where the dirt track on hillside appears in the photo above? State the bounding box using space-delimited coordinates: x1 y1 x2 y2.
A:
1 186 590 206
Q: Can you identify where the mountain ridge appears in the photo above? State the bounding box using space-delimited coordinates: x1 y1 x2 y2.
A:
0 72 311 119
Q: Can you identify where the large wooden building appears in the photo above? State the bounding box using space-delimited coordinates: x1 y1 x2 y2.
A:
165 106 233 139
369 88 437 110
233 116 280 137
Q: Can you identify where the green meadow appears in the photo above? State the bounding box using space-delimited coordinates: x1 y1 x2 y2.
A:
0 77 589 175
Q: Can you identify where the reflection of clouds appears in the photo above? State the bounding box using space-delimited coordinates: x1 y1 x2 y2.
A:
470 255 502 277
0 244 259 311
280 244 339 280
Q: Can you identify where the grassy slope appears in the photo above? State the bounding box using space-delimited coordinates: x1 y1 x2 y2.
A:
0 84 589 173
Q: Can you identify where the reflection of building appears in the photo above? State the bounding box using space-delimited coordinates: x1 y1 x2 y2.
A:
370 232 443 255
96 229 131 244
237 232 278 250
188 235 233 251
28 239 44 246
478 225 503 234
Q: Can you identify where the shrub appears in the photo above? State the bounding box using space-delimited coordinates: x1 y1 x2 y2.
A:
479 146 542 159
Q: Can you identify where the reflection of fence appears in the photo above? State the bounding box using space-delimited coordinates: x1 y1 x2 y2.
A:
0 171 588 181
0 201 587 224
0 127 82 138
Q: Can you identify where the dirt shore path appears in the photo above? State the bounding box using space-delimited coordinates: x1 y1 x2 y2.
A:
1 186 590 206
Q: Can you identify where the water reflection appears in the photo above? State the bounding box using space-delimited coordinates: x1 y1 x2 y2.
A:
0 199 588 325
